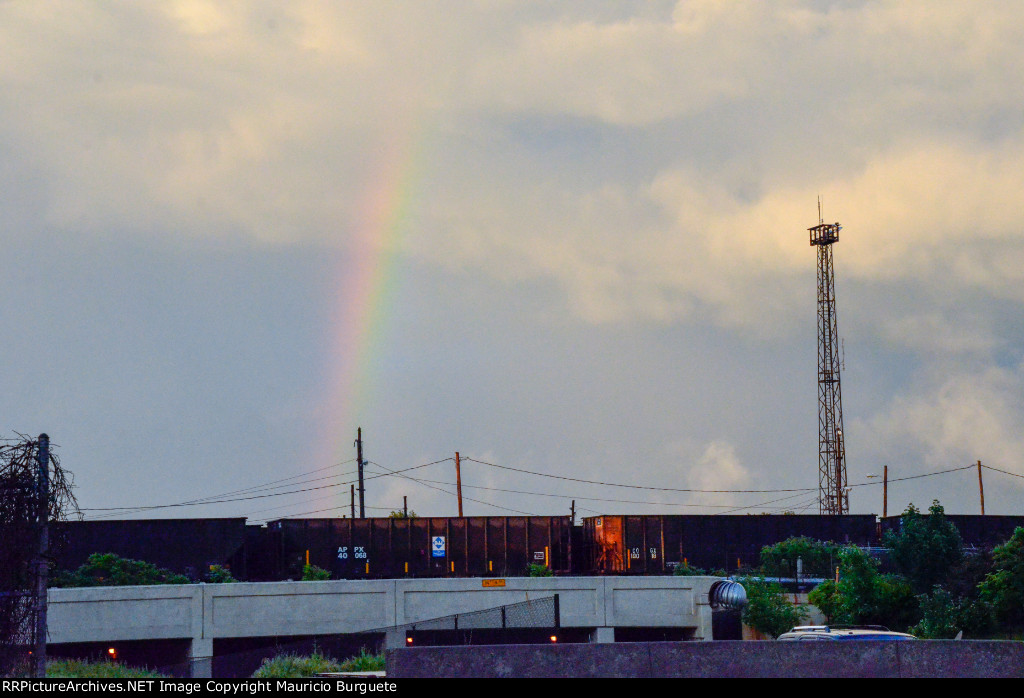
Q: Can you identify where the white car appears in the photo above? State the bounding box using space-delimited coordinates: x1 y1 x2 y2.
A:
777 625 917 641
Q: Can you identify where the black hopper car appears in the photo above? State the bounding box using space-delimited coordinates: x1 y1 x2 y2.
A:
52 513 1024 582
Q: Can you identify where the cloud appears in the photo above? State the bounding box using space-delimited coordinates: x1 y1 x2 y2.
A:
687 440 750 493
854 361 1024 512
1 0 1020 366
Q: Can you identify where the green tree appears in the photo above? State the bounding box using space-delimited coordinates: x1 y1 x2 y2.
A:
883 500 963 593
807 546 918 630
760 537 841 578
50 553 191 587
388 510 418 518
740 577 808 638
910 586 993 639
979 526 1024 631
807 580 843 622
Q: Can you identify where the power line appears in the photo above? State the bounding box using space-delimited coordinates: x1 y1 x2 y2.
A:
86 467 365 520
270 504 395 520
370 458 544 513
712 491 816 515
79 458 453 516
978 462 1024 478
462 457 817 493
847 464 975 488
77 454 986 521
401 476 811 510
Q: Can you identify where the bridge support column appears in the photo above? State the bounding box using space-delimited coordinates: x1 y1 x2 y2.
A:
385 628 406 650
590 627 614 643
189 638 213 678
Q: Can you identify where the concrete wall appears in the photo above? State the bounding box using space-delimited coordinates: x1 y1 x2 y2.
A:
386 640 1024 678
48 575 716 646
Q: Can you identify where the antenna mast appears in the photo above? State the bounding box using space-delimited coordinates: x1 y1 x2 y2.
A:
808 204 848 515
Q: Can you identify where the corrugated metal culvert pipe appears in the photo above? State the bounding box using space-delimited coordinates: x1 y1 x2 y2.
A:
708 580 747 609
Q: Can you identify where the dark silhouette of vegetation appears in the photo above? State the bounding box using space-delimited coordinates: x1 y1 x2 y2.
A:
787 506 1024 638
883 500 962 593
759 537 841 578
204 564 238 583
978 526 1024 632
0 435 78 675
51 553 192 587
672 561 707 576
52 553 241 587
910 587 993 638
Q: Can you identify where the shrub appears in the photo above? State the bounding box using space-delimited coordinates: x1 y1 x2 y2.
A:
50 553 191 587
672 561 707 576
338 649 384 672
302 564 332 581
251 650 383 678
46 659 167 678
527 563 553 577
251 652 342 678
205 565 238 583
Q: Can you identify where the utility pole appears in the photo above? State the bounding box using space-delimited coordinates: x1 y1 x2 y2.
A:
455 452 463 517
883 465 888 518
350 484 355 519
570 500 576 526
355 428 365 519
404 495 408 518
34 433 49 679
977 460 985 515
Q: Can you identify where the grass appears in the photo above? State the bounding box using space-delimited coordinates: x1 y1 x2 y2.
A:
338 648 385 672
46 659 168 678
251 649 384 678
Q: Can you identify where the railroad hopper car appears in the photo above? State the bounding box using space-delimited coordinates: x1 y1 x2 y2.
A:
880 514 1024 549
53 518 249 579
267 516 576 580
583 514 878 574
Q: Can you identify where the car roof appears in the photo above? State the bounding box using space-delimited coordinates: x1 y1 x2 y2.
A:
778 625 917 640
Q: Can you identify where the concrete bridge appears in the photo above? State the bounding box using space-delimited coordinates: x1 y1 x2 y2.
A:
48 576 719 675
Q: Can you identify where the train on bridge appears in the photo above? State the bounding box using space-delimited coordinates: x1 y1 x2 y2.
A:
52 512 1024 583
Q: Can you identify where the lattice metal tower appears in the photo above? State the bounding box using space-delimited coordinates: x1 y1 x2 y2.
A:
809 205 847 515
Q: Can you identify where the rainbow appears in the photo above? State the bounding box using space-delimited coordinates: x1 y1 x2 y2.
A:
315 124 429 475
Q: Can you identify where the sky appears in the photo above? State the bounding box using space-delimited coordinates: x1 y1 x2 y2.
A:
2 1 1023 523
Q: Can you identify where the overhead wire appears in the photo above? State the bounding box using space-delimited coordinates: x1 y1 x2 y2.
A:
78 457 453 518
981 463 1024 479
846 463 975 488
461 457 817 493
77 453 991 521
711 491 816 515
366 460 539 516
395 476 813 511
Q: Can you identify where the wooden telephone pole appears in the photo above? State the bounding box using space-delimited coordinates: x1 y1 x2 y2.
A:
455 452 464 517
977 460 985 515
355 428 365 519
